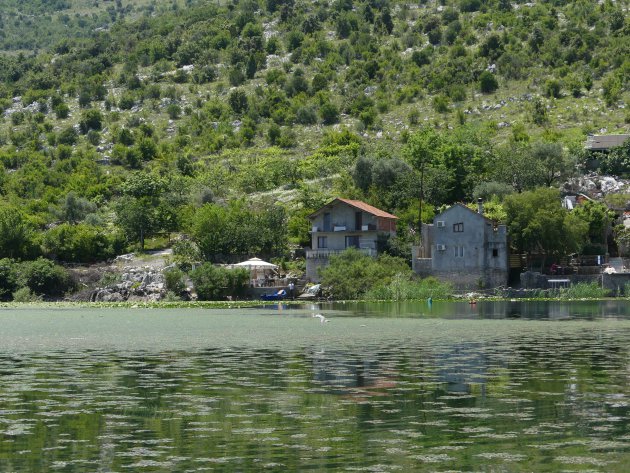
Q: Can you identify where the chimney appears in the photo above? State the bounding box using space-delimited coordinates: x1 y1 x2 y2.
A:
477 198 484 215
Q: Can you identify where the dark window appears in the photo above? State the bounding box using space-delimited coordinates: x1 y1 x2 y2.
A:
492 248 498 257
453 222 464 232
345 235 360 248
317 236 328 248
323 213 331 232
355 211 363 231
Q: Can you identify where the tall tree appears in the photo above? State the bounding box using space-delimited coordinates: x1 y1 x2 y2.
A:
504 188 588 269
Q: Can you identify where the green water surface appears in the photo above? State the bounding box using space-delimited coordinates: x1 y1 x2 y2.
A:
1 302 629 472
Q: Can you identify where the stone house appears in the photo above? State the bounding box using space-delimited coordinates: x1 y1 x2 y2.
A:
412 200 508 289
306 198 398 281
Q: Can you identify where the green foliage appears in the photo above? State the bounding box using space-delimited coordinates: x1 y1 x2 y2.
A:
478 71 498 93
0 258 19 301
190 263 249 300
504 188 588 265
190 201 287 263
79 109 103 134
600 138 630 175
164 267 186 294
319 248 411 300
41 223 124 263
0 204 37 259
12 286 41 303
0 0 627 288
17 258 74 298
365 274 454 301
556 282 609 300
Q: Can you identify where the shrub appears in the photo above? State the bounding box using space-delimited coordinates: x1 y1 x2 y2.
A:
79 109 103 134
545 79 562 98
319 248 411 300
0 258 18 301
12 287 41 303
479 71 498 93
54 103 70 119
41 224 124 263
365 274 453 301
557 282 609 299
17 258 74 298
164 267 186 294
432 94 450 113
320 101 339 125
166 103 181 119
190 263 249 300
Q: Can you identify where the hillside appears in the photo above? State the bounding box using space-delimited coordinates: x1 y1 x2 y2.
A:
0 0 628 297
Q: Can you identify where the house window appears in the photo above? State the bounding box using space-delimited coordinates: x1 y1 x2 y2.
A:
492 248 498 257
453 222 464 232
323 213 331 232
317 236 328 249
454 245 464 258
345 235 360 248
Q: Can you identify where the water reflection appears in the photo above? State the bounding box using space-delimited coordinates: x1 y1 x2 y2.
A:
0 306 630 471
323 299 630 320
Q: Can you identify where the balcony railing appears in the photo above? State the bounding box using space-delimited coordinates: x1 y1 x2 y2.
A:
306 248 376 259
311 224 377 233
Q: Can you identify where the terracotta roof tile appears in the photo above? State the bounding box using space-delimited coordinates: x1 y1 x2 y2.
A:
336 198 398 219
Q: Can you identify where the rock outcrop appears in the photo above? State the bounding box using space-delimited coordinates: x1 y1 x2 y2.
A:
91 266 166 302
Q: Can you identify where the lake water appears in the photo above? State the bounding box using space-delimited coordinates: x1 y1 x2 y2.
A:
1 301 630 472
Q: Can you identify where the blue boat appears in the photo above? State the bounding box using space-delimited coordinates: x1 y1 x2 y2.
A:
260 289 286 301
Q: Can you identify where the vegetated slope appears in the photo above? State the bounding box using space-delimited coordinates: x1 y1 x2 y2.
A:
0 0 183 52
0 0 628 264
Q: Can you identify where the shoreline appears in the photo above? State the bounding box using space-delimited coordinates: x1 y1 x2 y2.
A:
0 297 626 310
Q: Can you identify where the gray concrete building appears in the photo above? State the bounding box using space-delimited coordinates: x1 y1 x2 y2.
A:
306 198 398 282
412 201 508 289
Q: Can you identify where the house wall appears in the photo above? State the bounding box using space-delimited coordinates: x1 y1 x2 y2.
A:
306 257 329 282
412 205 509 289
310 204 382 250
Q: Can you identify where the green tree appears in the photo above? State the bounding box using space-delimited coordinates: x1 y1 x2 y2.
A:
403 128 442 231
18 258 74 298
571 201 614 251
504 188 588 269
190 263 249 300
190 201 287 262
0 205 36 259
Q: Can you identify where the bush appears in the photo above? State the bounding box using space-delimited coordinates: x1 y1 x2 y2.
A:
12 287 41 303
365 274 453 300
17 258 74 298
79 109 103 134
190 263 249 300
164 267 186 294
557 282 609 299
0 258 18 301
479 71 498 93
545 79 561 98
320 101 339 125
41 224 125 263
319 248 411 300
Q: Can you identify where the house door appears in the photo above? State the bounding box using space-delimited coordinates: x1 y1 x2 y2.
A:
323 212 331 232
355 211 362 231
345 236 360 248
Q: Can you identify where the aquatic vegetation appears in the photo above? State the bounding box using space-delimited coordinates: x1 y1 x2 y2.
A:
556 282 610 299
364 275 454 301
